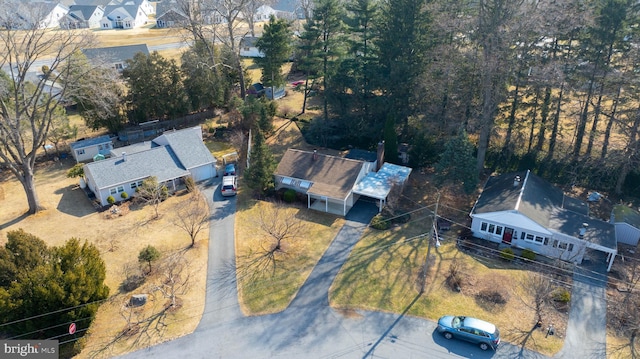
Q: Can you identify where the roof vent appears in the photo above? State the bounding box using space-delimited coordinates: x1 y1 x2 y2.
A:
579 223 588 239
513 175 522 187
122 152 126 162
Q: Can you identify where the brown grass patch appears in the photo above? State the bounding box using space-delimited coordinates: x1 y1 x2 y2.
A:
0 157 208 358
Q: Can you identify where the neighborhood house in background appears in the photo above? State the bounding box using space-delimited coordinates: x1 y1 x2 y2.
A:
70 135 113 163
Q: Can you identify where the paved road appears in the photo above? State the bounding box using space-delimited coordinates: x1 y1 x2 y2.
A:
119 187 550 359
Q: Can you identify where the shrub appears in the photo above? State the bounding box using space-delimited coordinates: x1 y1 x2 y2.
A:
185 176 196 193
500 247 515 261
370 214 390 230
121 192 129 199
447 260 463 291
107 195 116 205
477 289 509 305
283 189 296 203
521 248 536 261
553 287 571 303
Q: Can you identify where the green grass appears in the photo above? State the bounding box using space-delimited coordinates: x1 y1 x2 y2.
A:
235 195 344 315
330 219 566 356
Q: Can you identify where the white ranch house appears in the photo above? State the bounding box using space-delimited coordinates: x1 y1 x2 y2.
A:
470 170 618 271
83 126 216 206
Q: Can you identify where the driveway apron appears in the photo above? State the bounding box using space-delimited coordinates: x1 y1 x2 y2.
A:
554 250 608 359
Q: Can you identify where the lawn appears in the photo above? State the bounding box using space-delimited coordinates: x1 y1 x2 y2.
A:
330 216 567 356
234 192 345 314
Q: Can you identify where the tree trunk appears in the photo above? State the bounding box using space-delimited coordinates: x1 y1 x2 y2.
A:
545 81 564 162
601 84 621 160
586 82 605 157
527 87 539 153
615 104 640 194
573 74 596 159
20 164 42 215
503 67 522 155
534 86 551 153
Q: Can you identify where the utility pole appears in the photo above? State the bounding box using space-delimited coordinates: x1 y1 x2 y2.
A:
420 192 440 294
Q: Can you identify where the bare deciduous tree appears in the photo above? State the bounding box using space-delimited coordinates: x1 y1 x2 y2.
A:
136 177 169 219
0 4 101 214
153 252 192 308
173 190 210 247
512 272 555 349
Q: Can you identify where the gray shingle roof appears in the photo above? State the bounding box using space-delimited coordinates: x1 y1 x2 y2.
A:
82 44 150 65
67 5 101 21
275 149 363 199
70 135 112 150
153 128 215 170
473 170 615 250
85 145 190 189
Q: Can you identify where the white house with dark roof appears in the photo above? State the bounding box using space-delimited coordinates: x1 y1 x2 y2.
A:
470 170 618 271
70 135 113 163
100 0 151 29
62 5 104 29
239 36 264 57
83 126 217 206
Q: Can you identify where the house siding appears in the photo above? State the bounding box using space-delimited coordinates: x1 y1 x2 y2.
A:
615 222 640 246
72 142 113 163
189 164 216 182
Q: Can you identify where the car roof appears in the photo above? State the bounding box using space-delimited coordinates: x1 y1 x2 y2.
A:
463 317 496 334
222 176 236 184
225 163 235 168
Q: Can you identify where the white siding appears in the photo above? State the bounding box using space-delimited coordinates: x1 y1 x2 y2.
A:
615 222 640 246
189 164 216 182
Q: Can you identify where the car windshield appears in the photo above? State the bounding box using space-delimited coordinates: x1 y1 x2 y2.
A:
223 185 234 190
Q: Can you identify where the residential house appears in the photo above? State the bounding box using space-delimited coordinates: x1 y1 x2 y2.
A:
155 0 189 28
611 205 640 246
100 0 152 29
239 36 264 57
62 5 105 29
82 44 150 71
272 0 306 19
251 4 276 22
84 126 217 206
274 149 368 216
70 135 114 163
7 2 69 29
470 170 617 271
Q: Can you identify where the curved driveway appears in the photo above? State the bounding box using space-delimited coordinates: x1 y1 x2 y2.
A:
118 181 555 359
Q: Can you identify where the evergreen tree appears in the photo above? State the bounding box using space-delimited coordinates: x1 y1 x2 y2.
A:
435 130 478 194
298 0 345 121
181 40 229 111
0 232 108 345
384 113 398 164
244 129 276 195
138 245 161 273
123 52 189 123
255 16 292 93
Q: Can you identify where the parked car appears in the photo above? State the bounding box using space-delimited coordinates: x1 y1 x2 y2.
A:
224 163 236 176
221 175 237 197
437 315 500 351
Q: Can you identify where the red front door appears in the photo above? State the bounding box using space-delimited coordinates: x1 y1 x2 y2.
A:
502 228 514 244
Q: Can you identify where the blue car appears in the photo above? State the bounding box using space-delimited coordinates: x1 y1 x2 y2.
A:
224 163 236 176
437 315 500 351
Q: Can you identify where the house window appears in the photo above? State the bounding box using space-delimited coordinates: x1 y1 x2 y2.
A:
495 226 503 236
131 182 138 189
568 243 574 252
521 231 526 240
526 234 534 241
480 222 487 231
558 242 568 250
77 149 85 155
281 177 293 185
115 63 124 70
552 239 558 248
117 186 124 193
110 188 117 195
535 236 544 244
488 224 495 233
543 237 549 245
